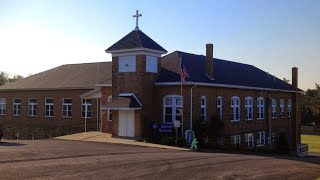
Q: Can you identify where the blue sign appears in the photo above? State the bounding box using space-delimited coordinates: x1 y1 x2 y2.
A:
152 123 175 133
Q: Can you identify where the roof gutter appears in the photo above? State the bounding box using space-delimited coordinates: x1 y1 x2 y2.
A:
154 81 304 94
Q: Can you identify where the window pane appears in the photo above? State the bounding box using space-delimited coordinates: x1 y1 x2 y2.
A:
165 99 172 105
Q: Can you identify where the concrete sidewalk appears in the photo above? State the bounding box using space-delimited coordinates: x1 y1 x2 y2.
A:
55 132 188 151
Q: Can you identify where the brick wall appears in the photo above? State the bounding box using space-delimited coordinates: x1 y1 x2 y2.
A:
153 85 300 150
0 89 100 139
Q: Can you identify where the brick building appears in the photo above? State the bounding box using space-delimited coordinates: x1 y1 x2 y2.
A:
0 17 302 152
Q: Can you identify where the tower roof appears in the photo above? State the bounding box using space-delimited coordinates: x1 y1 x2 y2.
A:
105 29 167 53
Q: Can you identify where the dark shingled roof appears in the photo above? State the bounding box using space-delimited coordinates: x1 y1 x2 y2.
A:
0 62 112 90
102 94 142 109
158 51 298 91
106 29 167 53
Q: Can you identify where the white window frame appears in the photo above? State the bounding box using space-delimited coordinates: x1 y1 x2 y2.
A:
257 97 264 120
13 98 21 116
45 98 54 117
245 97 253 120
107 96 112 121
163 95 183 124
200 96 207 122
28 98 37 116
119 56 136 72
272 99 277 118
231 135 241 144
217 96 223 120
280 99 284 118
245 133 254 148
272 132 276 142
288 99 292 117
62 98 72 118
81 99 92 118
231 96 240 122
146 56 158 73
0 98 6 115
257 131 265 147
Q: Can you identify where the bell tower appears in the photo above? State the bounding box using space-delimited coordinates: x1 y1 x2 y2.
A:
104 10 167 138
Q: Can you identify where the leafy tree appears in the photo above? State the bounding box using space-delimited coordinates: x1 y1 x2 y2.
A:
0 71 23 86
302 84 320 125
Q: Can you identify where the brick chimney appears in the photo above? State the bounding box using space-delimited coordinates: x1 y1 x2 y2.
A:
292 67 298 89
206 43 214 79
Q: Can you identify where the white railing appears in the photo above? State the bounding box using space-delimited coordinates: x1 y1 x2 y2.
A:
297 144 308 157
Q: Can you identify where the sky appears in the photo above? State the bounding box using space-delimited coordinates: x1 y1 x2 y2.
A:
0 0 319 90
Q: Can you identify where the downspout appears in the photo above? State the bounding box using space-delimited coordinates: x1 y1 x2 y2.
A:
190 84 197 130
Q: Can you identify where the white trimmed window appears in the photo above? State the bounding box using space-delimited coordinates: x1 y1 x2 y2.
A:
272 132 276 142
81 99 92 118
245 133 254 148
272 99 277 118
13 98 21 116
257 131 265 146
119 56 136 72
288 99 292 117
45 98 54 117
257 97 264 120
163 95 182 124
231 96 240 121
200 96 207 122
62 99 72 118
146 56 158 73
217 96 223 120
108 96 112 121
280 99 284 118
231 135 241 144
245 97 253 120
0 98 6 115
28 98 37 116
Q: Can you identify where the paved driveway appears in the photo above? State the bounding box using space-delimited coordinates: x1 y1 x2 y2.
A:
0 139 319 180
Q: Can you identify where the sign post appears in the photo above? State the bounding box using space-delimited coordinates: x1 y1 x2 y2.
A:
174 120 180 146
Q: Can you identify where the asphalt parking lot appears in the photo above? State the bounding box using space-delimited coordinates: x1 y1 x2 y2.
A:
0 139 319 180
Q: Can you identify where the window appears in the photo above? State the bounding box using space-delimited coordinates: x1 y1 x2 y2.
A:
272 99 277 118
62 99 72 118
217 96 223 120
231 135 241 144
45 98 54 117
280 99 284 118
272 132 276 142
13 98 21 116
200 96 207 122
119 56 136 72
245 133 254 148
108 96 112 121
245 97 253 120
81 99 92 118
0 98 6 115
28 98 37 116
257 131 265 146
231 96 240 121
257 97 264 120
163 95 182 123
288 99 292 117
146 56 158 73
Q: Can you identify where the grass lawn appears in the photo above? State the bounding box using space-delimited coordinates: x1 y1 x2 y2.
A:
301 134 320 153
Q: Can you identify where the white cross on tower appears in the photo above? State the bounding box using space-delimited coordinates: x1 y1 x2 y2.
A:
133 10 142 30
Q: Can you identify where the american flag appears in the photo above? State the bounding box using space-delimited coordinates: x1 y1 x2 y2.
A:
180 57 189 83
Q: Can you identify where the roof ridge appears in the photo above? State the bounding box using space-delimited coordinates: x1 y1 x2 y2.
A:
135 30 143 48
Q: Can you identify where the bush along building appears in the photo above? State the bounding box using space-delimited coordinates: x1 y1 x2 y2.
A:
0 11 302 154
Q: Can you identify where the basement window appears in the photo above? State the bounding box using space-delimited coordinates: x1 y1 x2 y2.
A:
257 131 265 147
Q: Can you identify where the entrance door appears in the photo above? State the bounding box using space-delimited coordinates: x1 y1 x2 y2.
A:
118 110 135 137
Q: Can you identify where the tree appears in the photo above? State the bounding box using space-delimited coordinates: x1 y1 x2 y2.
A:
301 83 320 125
0 71 23 86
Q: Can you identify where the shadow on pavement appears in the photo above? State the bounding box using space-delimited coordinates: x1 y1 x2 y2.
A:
0 141 26 146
